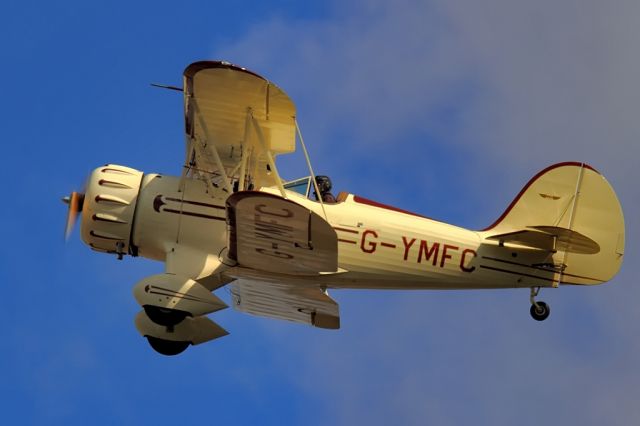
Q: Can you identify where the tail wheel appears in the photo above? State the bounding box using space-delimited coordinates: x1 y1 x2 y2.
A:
530 301 550 321
146 336 190 356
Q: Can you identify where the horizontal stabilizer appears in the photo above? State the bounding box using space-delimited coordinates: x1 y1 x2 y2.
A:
486 226 600 254
230 278 340 329
226 191 338 275
135 311 228 345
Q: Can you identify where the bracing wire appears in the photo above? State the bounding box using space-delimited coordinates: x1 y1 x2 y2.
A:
295 119 327 221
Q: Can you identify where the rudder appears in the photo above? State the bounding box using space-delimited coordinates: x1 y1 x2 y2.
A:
481 162 624 285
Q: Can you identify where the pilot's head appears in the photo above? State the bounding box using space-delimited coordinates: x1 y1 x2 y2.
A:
315 175 332 194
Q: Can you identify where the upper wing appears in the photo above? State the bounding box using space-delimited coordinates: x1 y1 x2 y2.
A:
230 278 340 329
183 61 296 196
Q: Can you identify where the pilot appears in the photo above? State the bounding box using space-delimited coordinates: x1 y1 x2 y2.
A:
314 175 337 203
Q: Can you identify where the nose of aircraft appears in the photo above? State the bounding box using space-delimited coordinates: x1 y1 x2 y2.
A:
78 164 144 259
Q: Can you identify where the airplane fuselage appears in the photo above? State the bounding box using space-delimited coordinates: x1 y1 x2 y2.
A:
95 170 564 292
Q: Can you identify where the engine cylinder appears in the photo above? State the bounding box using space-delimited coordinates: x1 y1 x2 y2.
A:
81 164 143 256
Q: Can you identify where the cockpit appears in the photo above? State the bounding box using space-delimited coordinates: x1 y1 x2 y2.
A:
283 176 313 197
283 176 341 203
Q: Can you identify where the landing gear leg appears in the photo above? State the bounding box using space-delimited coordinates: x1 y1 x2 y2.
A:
529 287 550 321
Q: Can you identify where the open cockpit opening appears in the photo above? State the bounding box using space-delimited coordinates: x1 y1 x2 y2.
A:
283 175 341 204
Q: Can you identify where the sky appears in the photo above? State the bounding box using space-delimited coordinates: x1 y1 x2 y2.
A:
1 0 639 424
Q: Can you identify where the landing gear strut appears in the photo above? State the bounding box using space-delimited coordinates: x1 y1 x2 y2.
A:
529 287 550 321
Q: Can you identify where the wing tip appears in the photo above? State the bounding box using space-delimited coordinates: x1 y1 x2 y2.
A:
184 60 266 81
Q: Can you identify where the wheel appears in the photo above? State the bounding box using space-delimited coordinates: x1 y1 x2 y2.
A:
146 336 190 356
530 301 550 321
144 305 189 327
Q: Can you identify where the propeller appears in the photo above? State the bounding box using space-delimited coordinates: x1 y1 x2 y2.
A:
62 191 85 240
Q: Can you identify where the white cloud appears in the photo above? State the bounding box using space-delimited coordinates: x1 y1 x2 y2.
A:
441 1 640 172
216 1 640 424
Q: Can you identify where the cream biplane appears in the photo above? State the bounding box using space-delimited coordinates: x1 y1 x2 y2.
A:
63 61 625 356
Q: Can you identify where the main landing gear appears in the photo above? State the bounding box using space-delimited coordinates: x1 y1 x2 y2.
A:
142 306 192 356
143 305 189 328
529 287 550 321
146 336 190 356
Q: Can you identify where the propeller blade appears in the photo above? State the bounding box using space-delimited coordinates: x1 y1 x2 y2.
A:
63 191 85 240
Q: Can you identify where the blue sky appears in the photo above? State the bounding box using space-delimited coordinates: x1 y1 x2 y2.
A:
2 1 639 424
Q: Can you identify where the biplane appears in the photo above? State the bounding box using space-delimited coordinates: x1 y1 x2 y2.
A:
63 61 625 356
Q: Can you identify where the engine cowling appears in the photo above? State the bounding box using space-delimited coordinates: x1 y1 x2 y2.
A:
80 164 144 257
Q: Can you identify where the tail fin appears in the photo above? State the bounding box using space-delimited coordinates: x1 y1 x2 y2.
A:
481 162 625 285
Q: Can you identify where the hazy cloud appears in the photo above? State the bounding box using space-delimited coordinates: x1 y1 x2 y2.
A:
216 1 640 424
218 0 640 213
